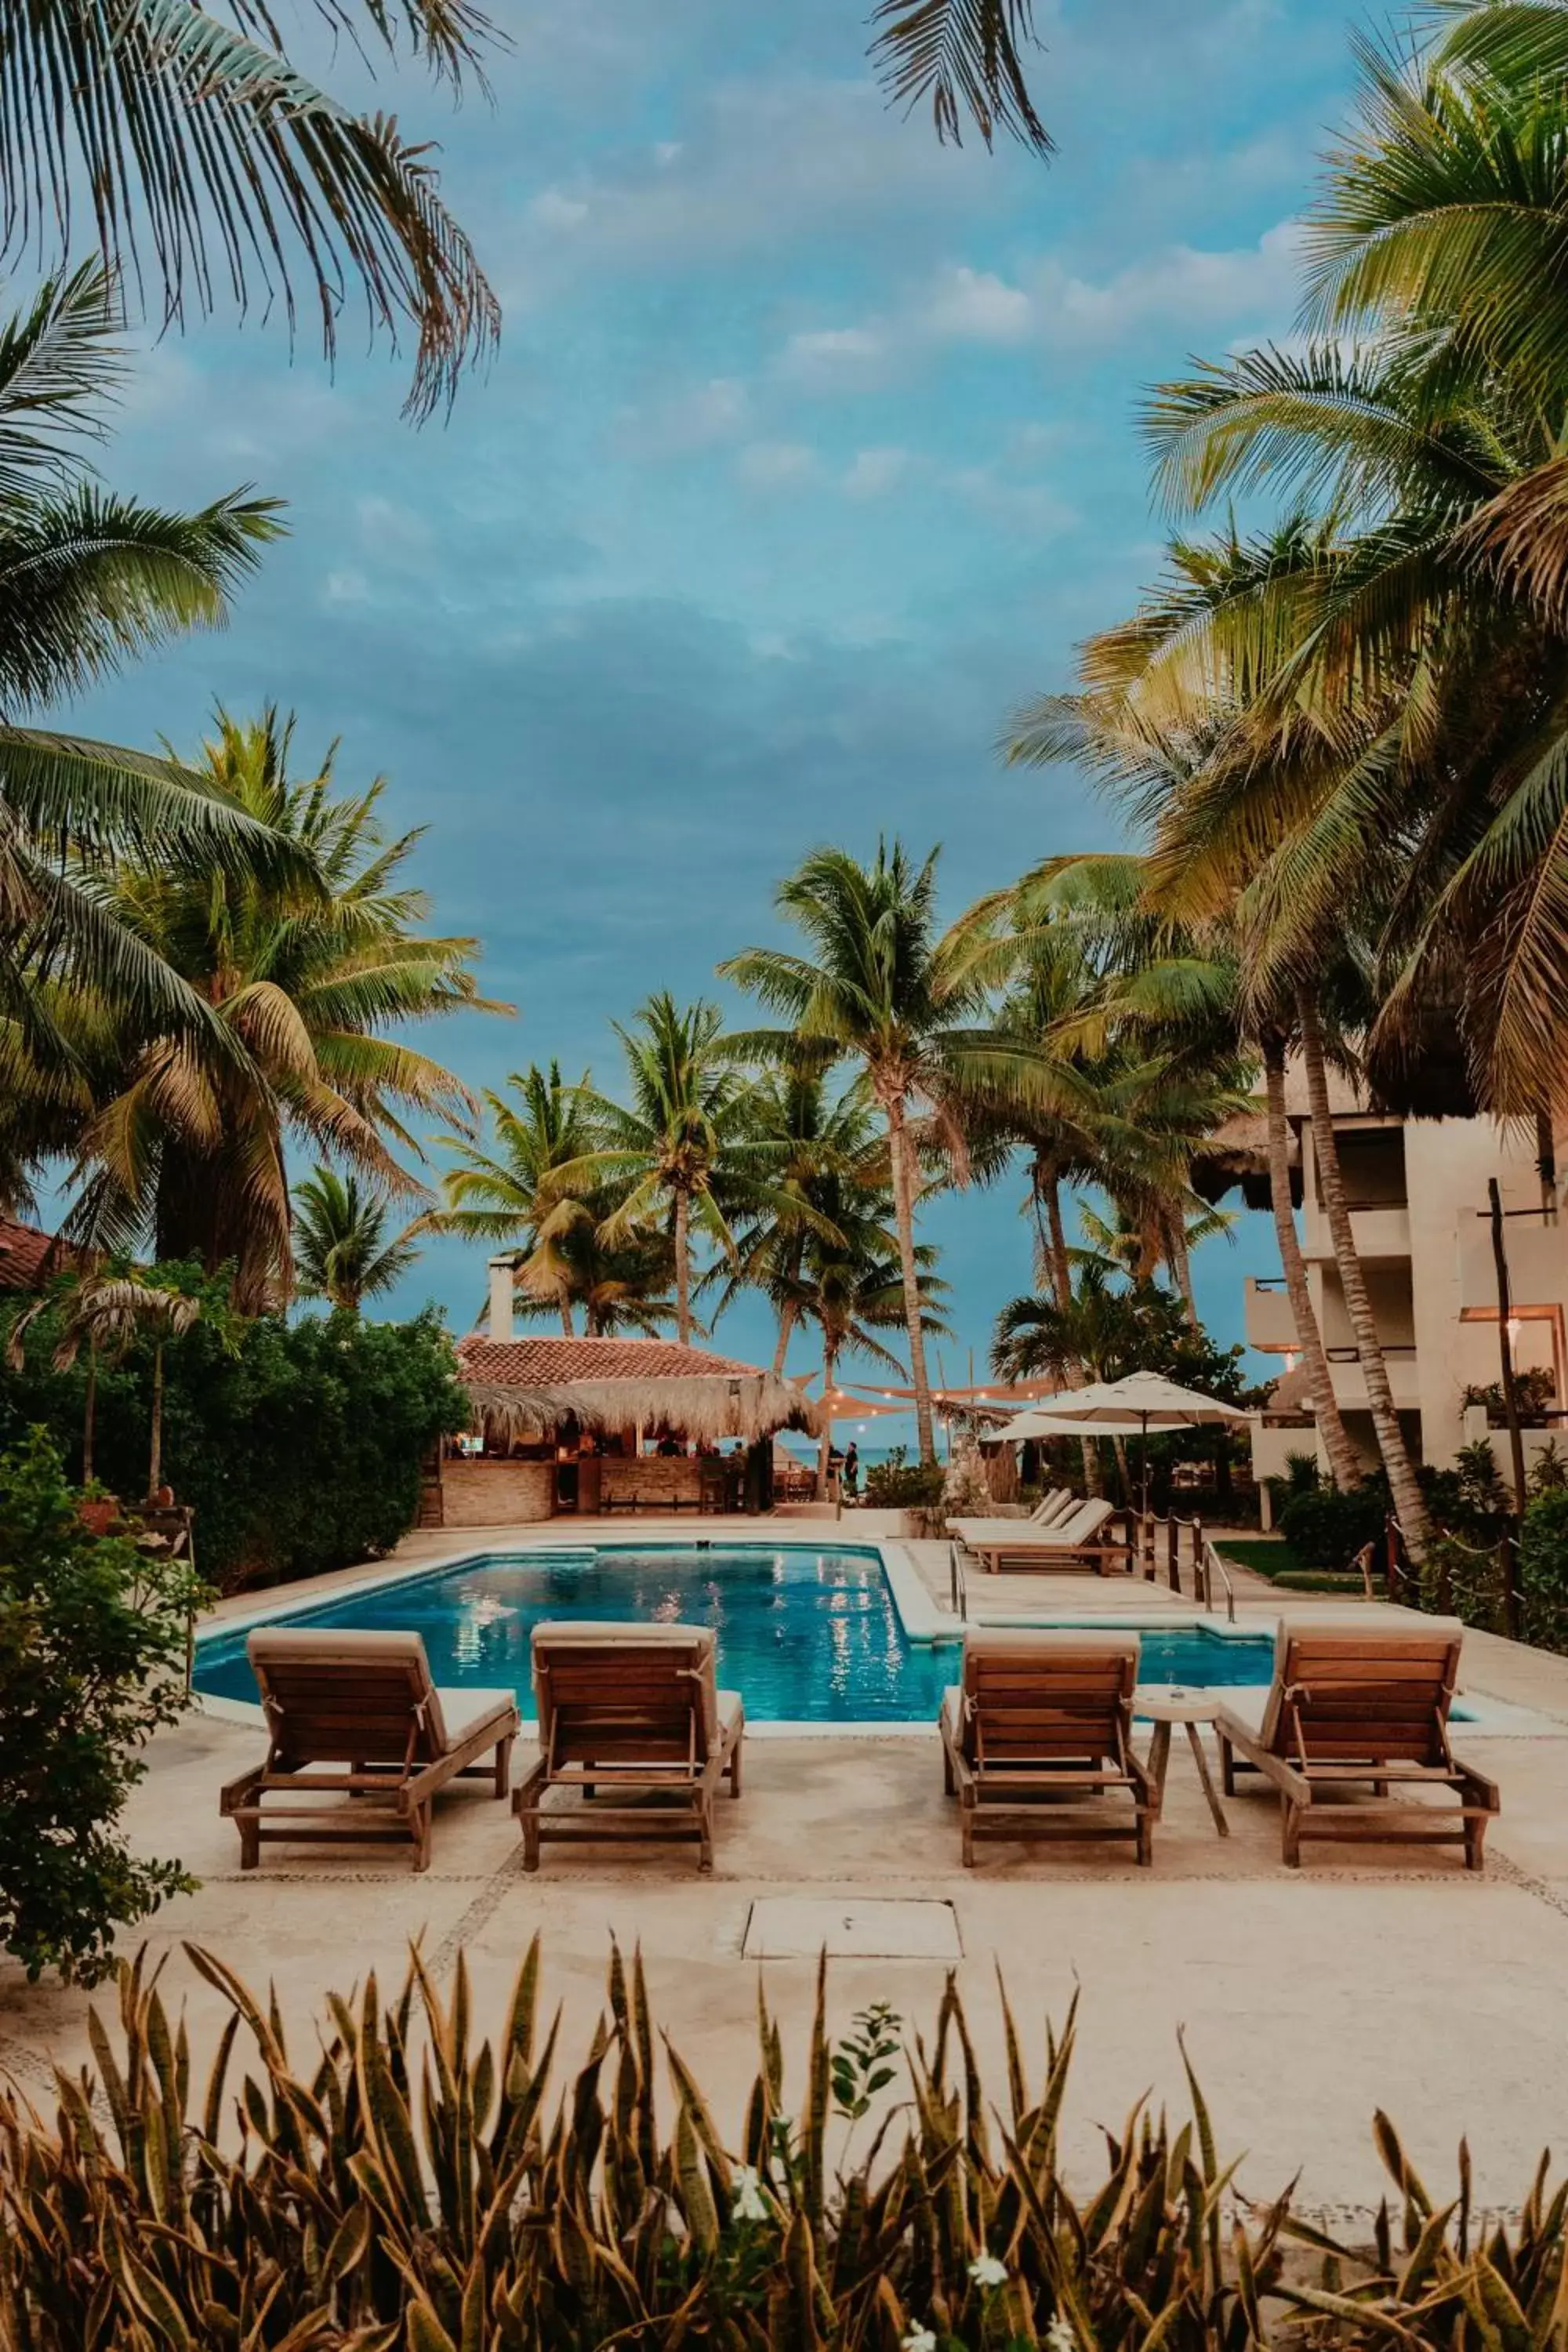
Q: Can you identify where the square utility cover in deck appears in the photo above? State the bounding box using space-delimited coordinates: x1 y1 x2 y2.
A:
742 1899 962 1961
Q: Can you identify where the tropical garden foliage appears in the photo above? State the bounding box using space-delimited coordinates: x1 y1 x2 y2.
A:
2 1940 1564 2346
1 1266 465 1588
0 1431 200 1983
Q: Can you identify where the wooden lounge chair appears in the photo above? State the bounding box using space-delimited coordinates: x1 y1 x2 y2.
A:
516 1621 744 1873
220 1629 519 1872
947 1497 1131 1574
1213 1613 1500 1869
1026 1488 1076 1526
939 1628 1156 1866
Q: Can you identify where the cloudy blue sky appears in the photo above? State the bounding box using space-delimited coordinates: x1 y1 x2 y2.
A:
65 0 1368 1425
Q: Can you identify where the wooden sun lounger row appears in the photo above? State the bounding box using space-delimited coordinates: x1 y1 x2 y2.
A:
218 1613 1499 1875
946 1494 1135 1574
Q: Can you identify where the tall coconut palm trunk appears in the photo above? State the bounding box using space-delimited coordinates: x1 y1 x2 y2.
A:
773 1298 798 1377
1039 1164 1101 1496
673 1189 692 1348
1261 1036 1360 1492
817 1341 839 1499
147 1342 165 1502
886 1096 936 1465
1167 1220 1196 1319
1297 991 1430 1555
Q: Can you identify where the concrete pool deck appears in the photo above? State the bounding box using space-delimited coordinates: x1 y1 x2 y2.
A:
8 1514 1568 2227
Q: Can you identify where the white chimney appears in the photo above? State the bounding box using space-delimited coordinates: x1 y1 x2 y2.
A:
488 1255 515 1343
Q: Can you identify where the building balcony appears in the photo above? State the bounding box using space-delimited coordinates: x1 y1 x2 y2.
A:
1323 1345 1421 1413
1457 1211 1567 1315
1244 1276 1299 1353
1301 1202 1411 1264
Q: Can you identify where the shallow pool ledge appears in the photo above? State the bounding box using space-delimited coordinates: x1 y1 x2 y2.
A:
879 1542 963 1643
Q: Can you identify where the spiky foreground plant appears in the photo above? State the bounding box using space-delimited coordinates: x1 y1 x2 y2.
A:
0 1940 1562 2348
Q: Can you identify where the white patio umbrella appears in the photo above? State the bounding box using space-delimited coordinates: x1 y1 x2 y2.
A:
1037 1370 1250 1515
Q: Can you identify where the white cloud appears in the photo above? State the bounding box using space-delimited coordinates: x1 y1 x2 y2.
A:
510 74 1000 280
947 467 1078 538
843 447 910 499
613 376 751 459
768 220 1305 401
322 568 370 605
776 325 887 390
528 187 590 230
735 440 818 491
920 264 1033 344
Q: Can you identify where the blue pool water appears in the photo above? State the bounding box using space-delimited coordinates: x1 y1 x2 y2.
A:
194 1546 1278 1723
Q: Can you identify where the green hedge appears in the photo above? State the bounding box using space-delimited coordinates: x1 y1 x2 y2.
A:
0 1267 466 1590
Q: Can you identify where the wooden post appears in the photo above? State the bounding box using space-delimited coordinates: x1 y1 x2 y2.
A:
1166 1514 1180 1595
1501 1525 1521 1641
1490 1178 1530 1518
1385 1513 1399 1602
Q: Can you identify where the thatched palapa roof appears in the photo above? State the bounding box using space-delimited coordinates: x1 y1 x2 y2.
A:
456 1336 819 1443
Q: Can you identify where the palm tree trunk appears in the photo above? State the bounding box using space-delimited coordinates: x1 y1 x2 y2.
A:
1297 990 1430 1555
82 1347 97 1486
772 1298 798 1377
1041 1170 1099 1494
1167 1220 1196 1317
817 1341 837 1499
673 1189 691 1348
559 1294 575 1336
1042 1169 1073 1307
885 1094 935 1465
1537 1105 1557 1220
1262 1036 1359 1492
1111 1433 1134 1506
148 1341 165 1502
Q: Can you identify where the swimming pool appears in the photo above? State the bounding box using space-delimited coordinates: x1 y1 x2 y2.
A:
194 1544 1278 1724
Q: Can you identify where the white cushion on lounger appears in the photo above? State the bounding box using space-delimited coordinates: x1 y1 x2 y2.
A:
434 1688 518 1745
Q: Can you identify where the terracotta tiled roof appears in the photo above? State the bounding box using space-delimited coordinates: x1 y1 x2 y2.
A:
455 1335 769 1385
0 1220 74 1293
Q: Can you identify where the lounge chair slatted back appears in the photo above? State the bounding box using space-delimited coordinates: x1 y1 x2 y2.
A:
517 1621 745 1872
940 1631 1154 1865
1214 1613 1498 1868
220 1629 519 1873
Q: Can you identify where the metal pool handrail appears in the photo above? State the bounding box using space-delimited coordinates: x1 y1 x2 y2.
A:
949 1539 968 1621
1199 1536 1236 1623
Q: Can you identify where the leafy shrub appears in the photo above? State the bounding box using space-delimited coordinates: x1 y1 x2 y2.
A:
5 1940 1566 2350
1462 1367 1558 1423
1 1267 466 1591
1278 1472 1391 1569
1530 1439 1568 1495
1520 1488 1568 1652
0 1432 201 1982
863 1446 947 1509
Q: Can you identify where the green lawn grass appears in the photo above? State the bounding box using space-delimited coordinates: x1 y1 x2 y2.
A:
1217 1538 1367 1595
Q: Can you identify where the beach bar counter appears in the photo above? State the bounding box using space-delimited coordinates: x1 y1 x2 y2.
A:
434 1312 818 1528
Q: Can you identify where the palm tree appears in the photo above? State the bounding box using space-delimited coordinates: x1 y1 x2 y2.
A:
2 0 496 416
67 710 506 1308
419 1063 606 1334
869 0 1051 151
721 841 1076 1463
702 1067 877 1373
292 1168 419 1313
554 995 818 1349
0 267 301 1140
7 1269 205 1500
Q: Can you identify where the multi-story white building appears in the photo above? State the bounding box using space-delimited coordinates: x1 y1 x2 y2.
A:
1200 1067 1566 1490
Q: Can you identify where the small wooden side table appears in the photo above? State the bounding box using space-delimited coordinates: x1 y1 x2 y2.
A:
1141 1693 1229 1836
